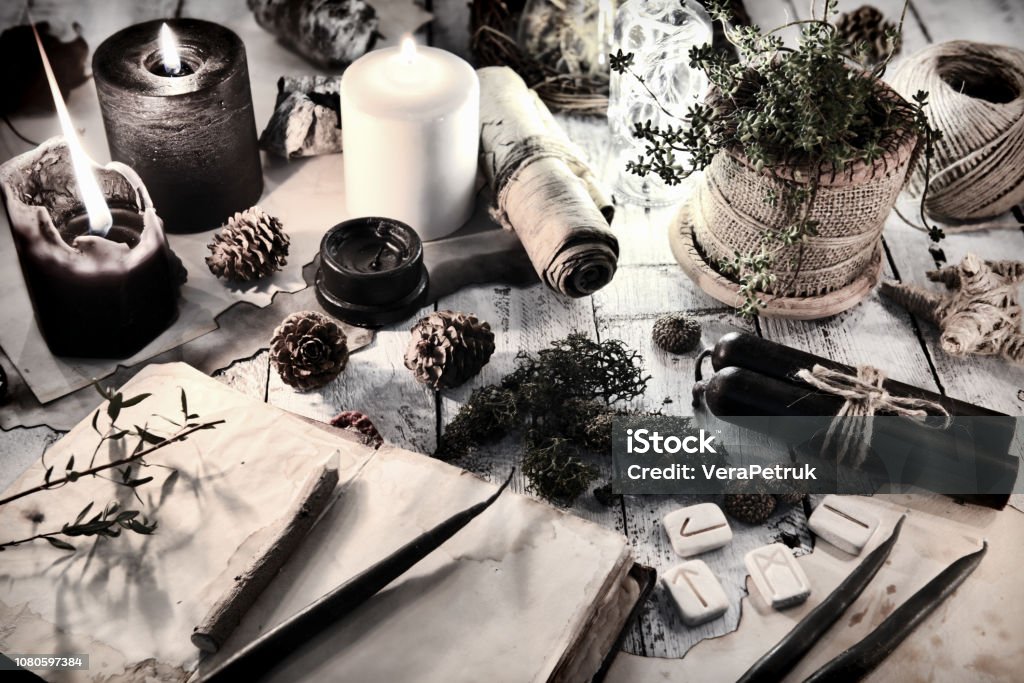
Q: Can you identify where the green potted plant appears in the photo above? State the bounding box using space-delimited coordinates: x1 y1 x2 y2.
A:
612 0 941 317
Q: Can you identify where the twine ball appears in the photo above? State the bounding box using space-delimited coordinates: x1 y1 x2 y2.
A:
890 41 1024 222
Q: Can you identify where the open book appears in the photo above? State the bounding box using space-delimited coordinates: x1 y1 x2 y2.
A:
0 363 651 682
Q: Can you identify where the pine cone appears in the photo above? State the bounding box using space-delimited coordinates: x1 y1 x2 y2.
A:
330 410 383 448
206 206 290 281
775 492 806 506
836 5 901 66
724 493 776 524
270 311 348 391
405 311 495 389
652 313 702 354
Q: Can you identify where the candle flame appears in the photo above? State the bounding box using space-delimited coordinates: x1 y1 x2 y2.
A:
159 23 182 75
32 23 112 236
399 36 417 63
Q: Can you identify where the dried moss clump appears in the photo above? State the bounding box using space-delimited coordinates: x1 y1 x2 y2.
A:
436 333 650 505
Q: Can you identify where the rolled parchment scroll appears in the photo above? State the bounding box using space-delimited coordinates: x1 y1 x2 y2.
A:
478 67 619 298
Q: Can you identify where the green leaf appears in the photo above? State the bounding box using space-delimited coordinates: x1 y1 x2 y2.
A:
44 465 53 484
120 393 151 409
134 427 165 446
65 455 74 471
45 536 76 551
180 389 188 419
74 502 94 525
107 392 123 423
108 430 130 441
93 380 114 400
126 476 154 488
127 518 158 535
91 410 101 434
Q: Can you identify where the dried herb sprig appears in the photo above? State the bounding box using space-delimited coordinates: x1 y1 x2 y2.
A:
0 384 223 551
613 0 942 315
437 333 650 504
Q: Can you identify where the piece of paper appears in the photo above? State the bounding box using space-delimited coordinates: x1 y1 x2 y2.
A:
0 363 632 682
0 4 429 405
0 262 375 432
606 496 1024 682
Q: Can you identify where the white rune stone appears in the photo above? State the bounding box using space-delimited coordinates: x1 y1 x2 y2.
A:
808 495 881 556
662 502 733 557
663 559 729 626
745 543 811 610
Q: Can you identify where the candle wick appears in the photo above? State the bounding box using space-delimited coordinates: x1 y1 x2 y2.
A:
369 245 387 271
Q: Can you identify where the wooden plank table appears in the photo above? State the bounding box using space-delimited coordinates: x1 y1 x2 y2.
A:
1 0 1022 665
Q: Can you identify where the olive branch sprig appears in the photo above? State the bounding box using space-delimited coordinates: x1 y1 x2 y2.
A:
0 384 224 552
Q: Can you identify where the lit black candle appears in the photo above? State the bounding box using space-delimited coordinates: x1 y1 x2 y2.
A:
0 139 180 359
315 218 429 327
92 19 263 233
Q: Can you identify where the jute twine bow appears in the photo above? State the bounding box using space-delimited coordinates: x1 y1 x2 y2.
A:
796 364 951 468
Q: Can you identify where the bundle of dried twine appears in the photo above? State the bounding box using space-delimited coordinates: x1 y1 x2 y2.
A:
890 40 1024 223
796 364 950 468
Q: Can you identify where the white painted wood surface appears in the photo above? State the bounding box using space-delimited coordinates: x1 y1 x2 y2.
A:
0 0 1021 663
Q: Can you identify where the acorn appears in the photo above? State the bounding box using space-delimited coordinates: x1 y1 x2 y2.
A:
652 313 702 354
724 493 776 524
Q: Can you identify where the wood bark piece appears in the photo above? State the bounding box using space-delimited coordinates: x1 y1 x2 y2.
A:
260 75 342 159
247 0 379 68
478 66 619 298
191 456 340 653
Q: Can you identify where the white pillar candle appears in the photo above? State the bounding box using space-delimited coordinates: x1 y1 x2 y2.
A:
341 38 480 242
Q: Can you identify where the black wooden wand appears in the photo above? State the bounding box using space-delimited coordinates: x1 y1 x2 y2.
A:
200 469 515 682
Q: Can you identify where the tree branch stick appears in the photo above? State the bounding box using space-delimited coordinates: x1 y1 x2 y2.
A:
191 456 340 653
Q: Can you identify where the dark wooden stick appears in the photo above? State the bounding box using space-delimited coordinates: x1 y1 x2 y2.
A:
200 469 515 683
191 458 340 653
738 516 905 683
803 541 987 683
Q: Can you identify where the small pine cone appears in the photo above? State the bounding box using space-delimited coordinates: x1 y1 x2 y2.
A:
724 493 776 524
206 206 290 281
652 313 702 354
835 5 901 66
775 492 806 506
405 311 495 389
271 311 348 391
330 410 383 448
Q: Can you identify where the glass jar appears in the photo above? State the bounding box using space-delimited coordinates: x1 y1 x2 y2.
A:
608 0 712 207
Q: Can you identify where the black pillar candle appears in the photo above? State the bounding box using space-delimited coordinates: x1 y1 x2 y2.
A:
315 217 429 327
92 19 263 233
0 138 181 358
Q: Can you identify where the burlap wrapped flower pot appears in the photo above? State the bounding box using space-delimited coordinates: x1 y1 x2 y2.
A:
672 86 919 320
